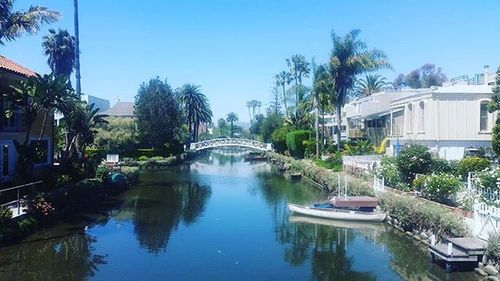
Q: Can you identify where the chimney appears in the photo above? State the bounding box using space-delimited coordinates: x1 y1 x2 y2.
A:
484 65 490 85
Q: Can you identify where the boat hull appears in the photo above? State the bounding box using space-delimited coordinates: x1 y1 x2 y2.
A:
288 203 386 222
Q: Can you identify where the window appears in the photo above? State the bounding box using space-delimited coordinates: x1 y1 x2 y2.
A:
2 100 25 131
30 140 49 165
419 101 424 131
407 104 413 132
480 102 489 131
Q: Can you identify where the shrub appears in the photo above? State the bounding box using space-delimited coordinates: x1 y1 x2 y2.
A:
429 158 454 174
150 156 164 161
17 216 37 235
286 130 311 159
121 166 140 185
95 164 110 182
343 140 374 155
486 232 500 265
0 205 12 226
397 144 432 183
271 127 289 153
379 193 468 238
315 153 342 171
138 155 149 161
456 156 490 179
413 173 461 204
377 157 401 188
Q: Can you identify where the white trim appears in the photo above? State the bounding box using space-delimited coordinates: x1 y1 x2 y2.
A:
0 140 15 181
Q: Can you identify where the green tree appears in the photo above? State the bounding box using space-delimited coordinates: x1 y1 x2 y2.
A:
42 28 76 79
135 78 184 150
354 74 389 96
226 112 238 137
178 84 212 142
488 66 500 157
260 114 284 142
93 117 138 155
329 29 391 150
395 64 447 89
0 0 59 44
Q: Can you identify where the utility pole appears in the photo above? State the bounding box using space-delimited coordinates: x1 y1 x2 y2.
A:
74 0 81 95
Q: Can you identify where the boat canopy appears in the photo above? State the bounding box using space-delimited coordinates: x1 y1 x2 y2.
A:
330 196 378 208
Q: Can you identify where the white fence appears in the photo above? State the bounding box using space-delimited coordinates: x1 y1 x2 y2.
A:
472 202 500 240
373 175 385 194
343 155 382 173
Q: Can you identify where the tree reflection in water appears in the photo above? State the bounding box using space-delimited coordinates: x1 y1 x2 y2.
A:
120 174 211 254
0 231 105 280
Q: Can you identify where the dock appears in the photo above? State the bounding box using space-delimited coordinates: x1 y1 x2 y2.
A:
429 237 487 272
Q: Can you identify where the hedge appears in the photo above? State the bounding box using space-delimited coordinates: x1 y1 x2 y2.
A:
285 130 310 159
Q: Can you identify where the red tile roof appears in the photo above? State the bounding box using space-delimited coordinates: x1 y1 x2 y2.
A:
0 55 36 77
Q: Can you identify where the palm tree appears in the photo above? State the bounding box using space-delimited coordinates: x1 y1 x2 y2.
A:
226 112 238 137
275 71 292 117
314 64 335 149
0 0 60 44
286 54 310 115
329 29 391 150
178 84 212 142
354 74 389 96
246 101 253 123
42 29 76 80
256 100 262 115
73 0 81 95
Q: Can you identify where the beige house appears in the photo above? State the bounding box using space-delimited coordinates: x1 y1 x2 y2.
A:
387 85 495 160
0 56 54 182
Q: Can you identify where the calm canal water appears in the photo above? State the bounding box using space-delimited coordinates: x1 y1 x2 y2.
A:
0 150 478 280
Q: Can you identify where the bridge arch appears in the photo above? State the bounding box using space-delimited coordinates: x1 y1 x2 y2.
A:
188 138 272 152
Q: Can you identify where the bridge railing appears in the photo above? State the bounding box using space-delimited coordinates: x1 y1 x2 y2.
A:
189 138 272 151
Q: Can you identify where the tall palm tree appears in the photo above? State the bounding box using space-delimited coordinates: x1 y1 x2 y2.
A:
178 84 212 142
73 0 81 95
256 100 262 115
246 101 253 123
0 0 59 44
275 71 292 117
286 54 310 114
42 29 76 80
226 112 238 138
354 74 389 96
329 29 391 150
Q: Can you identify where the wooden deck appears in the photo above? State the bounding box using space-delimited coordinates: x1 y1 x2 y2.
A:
428 237 487 272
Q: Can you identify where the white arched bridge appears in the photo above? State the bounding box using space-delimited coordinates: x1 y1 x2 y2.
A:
188 138 273 152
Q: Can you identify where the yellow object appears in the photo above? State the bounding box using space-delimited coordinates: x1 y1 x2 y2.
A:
375 138 388 154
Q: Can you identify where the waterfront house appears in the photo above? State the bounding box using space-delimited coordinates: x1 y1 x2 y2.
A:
0 55 54 182
387 84 495 160
103 101 134 118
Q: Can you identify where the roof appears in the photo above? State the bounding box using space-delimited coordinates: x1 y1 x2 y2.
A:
432 84 493 94
102 102 134 117
0 55 36 77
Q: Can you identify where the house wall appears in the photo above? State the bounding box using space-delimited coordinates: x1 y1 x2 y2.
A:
388 86 494 160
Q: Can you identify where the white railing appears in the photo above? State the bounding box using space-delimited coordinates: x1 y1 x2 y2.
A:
343 155 382 173
472 202 500 240
373 175 385 194
189 138 273 152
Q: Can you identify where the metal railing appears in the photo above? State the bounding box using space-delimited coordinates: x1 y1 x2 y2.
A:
0 181 43 217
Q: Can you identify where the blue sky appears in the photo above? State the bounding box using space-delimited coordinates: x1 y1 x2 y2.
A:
3 0 500 122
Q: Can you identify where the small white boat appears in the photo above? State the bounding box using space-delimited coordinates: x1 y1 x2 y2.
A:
288 203 386 222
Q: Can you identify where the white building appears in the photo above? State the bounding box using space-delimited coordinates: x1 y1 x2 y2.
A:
387 84 495 160
81 94 110 112
320 114 348 142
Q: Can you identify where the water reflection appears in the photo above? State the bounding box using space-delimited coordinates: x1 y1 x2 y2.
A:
118 172 212 254
0 227 106 280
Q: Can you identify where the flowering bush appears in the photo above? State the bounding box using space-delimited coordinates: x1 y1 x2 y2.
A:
472 166 500 206
32 195 55 217
413 173 462 205
396 144 432 183
377 157 401 188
